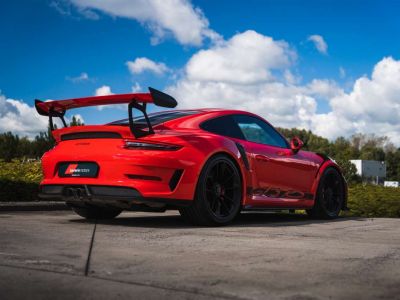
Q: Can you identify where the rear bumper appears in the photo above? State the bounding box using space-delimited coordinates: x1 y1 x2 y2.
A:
38 184 191 210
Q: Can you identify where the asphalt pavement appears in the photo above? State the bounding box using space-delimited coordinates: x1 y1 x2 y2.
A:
0 210 399 299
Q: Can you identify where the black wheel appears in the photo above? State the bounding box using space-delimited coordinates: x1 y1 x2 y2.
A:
307 167 344 219
179 155 242 226
72 205 122 220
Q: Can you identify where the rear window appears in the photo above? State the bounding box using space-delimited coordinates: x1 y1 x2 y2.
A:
108 110 200 127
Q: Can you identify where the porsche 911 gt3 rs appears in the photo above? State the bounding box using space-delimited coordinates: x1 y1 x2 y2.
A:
36 87 347 225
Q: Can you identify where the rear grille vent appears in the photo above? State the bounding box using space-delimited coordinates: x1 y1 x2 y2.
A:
61 132 122 141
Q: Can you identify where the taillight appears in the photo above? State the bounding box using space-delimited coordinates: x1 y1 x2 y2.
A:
124 140 182 151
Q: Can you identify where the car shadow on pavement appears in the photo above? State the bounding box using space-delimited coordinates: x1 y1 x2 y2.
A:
69 211 365 229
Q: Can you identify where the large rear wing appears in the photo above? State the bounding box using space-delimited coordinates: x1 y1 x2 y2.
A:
35 87 177 138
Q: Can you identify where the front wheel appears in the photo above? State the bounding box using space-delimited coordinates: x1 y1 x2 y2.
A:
72 205 122 220
307 167 344 219
179 155 242 226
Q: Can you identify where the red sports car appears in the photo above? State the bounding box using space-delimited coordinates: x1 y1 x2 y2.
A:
36 88 347 225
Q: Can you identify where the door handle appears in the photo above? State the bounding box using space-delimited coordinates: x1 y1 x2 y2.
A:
255 154 270 162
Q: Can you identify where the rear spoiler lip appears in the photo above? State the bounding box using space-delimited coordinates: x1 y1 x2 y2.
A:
34 87 177 116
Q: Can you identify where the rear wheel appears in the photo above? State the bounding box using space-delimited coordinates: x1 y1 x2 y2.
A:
179 155 242 226
307 168 344 219
72 206 122 220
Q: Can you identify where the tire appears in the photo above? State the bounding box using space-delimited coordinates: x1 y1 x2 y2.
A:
72 205 122 220
179 154 242 226
307 167 344 219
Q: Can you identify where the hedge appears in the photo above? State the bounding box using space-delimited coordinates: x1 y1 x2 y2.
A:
344 184 400 218
0 160 42 201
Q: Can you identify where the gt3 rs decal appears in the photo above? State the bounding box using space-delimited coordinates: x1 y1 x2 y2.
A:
58 162 99 178
252 187 313 200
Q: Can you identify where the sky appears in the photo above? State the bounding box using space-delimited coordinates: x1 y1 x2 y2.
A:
1 0 400 143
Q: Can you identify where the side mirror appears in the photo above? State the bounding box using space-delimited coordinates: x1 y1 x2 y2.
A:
290 136 304 153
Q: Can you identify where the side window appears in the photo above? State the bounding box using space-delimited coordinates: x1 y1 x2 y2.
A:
233 115 288 148
200 116 245 139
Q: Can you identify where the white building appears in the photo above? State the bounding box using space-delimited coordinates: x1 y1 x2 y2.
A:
384 181 399 188
350 160 386 183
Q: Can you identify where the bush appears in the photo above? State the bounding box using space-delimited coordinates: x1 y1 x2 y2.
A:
343 184 400 218
0 160 42 201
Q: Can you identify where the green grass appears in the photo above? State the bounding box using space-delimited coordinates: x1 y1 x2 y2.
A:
1 161 400 217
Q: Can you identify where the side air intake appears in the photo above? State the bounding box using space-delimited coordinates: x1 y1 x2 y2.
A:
169 169 184 191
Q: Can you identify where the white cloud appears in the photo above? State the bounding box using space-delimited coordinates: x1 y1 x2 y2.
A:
76 6 99 20
318 56 400 144
306 79 343 100
126 57 169 75
93 85 127 111
0 92 48 138
185 30 294 84
50 1 99 19
68 0 221 46
66 72 91 83
94 85 113 96
131 82 142 93
95 85 114 111
339 66 346 78
284 70 300 85
169 80 318 129
308 34 328 55
50 0 72 16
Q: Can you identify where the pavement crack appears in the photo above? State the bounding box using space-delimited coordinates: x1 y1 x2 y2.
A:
84 220 97 276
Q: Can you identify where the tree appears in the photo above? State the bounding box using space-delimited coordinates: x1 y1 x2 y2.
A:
32 130 55 158
332 137 359 161
0 132 20 162
70 115 84 126
17 137 33 158
386 149 400 181
360 146 385 161
335 158 361 183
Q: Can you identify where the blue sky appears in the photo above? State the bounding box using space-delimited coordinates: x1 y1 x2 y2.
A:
1 0 400 143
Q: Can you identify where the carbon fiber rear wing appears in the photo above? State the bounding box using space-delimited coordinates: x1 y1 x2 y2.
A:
35 87 178 138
